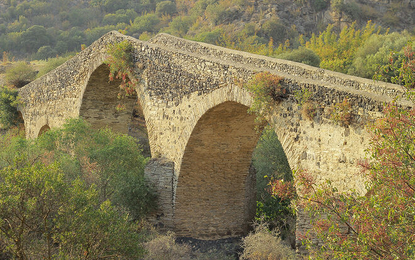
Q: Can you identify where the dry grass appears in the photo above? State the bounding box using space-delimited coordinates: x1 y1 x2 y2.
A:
240 222 296 260
144 231 193 260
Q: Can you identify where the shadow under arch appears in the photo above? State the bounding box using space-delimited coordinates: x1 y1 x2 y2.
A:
17 111 25 135
79 63 150 156
38 125 50 137
174 101 262 239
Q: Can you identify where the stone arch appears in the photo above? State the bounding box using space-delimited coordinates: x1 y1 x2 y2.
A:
79 63 150 155
38 125 50 137
16 111 25 134
174 101 261 239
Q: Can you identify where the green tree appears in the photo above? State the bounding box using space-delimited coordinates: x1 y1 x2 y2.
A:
155 1 176 17
20 25 52 54
0 119 152 258
0 86 20 129
37 119 155 219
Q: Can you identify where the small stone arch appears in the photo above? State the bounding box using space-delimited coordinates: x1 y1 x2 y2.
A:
79 63 150 156
38 125 50 137
174 101 261 239
16 111 25 134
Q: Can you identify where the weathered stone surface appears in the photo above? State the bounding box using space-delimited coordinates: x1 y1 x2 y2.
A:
18 31 410 248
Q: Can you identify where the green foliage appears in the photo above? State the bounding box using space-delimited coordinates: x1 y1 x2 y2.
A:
261 18 286 43
375 41 415 96
253 127 294 240
156 1 177 17
276 47 320 67
130 14 161 35
306 21 380 74
0 86 20 129
312 0 330 11
348 33 411 79
5 61 36 88
103 9 138 26
36 118 154 219
105 40 137 110
33 45 58 60
244 72 285 124
0 118 153 258
36 55 73 78
20 25 52 53
162 16 195 37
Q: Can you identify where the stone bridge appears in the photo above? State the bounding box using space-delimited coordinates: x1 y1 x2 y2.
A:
18 31 408 245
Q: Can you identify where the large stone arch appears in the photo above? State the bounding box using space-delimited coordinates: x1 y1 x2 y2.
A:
174 101 261 239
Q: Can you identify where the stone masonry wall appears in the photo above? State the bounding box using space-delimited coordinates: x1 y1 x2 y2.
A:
18 31 410 245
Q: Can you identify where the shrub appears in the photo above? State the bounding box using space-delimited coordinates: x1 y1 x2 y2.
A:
0 86 21 129
276 47 320 67
144 232 192 260
130 14 161 35
240 222 295 260
244 72 285 124
312 0 330 11
36 118 155 220
33 45 57 60
0 140 147 259
261 18 286 43
156 1 177 17
348 33 411 79
5 61 36 88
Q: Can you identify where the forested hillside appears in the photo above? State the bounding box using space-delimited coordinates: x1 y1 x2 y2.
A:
0 0 414 62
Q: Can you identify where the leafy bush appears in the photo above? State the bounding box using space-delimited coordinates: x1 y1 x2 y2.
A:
375 41 415 92
130 14 161 35
306 21 380 74
0 86 21 129
0 128 149 259
240 222 295 260
156 1 177 17
36 118 155 220
261 18 286 43
33 45 57 60
348 33 411 79
244 72 285 124
253 127 294 242
276 47 320 67
5 61 36 88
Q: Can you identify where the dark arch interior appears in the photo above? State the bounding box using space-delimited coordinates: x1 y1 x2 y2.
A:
17 111 25 134
175 101 261 239
38 125 50 137
80 64 150 157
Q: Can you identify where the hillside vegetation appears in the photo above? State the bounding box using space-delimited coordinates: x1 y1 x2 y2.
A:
0 0 414 60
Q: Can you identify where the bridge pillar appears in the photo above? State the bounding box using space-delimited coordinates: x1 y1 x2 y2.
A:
144 158 175 230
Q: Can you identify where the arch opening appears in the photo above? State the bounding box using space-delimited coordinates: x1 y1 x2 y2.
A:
38 125 50 137
175 101 262 239
80 64 150 156
17 111 25 135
